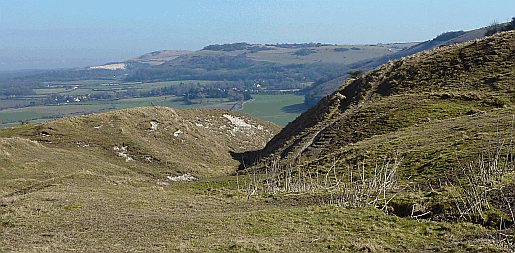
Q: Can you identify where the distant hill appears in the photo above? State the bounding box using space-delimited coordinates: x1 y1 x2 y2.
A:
123 42 413 91
255 31 515 180
199 42 414 65
88 50 194 70
8 41 412 95
126 50 194 65
303 26 493 107
0 107 280 196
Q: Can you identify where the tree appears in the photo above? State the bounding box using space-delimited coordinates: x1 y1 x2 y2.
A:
502 17 515 31
485 20 501 36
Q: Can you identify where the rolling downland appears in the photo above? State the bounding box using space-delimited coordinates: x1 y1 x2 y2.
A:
259 31 515 179
0 107 281 196
2 32 515 252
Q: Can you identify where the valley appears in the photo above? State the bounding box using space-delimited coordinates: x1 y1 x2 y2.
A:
0 42 415 129
2 22 515 252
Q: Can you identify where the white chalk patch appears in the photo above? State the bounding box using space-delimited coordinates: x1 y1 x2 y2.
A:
150 121 159 131
113 146 128 151
117 152 133 162
222 114 265 136
223 114 253 128
114 146 132 162
167 174 197 182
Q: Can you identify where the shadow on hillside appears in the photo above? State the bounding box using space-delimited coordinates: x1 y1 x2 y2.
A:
230 150 263 172
281 103 309 114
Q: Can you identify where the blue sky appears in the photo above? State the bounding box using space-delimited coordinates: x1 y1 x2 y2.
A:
1 0 513 70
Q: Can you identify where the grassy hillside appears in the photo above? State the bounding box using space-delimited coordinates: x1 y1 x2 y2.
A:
261 31 515 169
126 50 194 66
1 173 498 251
240 32 515 238
2 107 505 251
124 42 414 88
0 107 281 194
199 43 414 65
3 32 515 252
304 26 492 107
0 33 515 249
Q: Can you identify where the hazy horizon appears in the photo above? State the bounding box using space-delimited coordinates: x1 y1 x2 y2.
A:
1 0 514 70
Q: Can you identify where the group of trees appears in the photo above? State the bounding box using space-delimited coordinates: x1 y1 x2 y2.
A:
485 17 515 36
202 43 273 53
181 85 252 104
0 68 128 97
202 42 334 52
124 82 254 102
16 68 126 83
293 49 316 56
39 82 256 105
265 42 333 49
0 80 36 96
125 54 345 91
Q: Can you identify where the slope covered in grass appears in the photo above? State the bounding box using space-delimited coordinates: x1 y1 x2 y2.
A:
0 107 281 196
304 26 492 107
1 174 498 252
2 107 503 251
226 32 515 250
259 31 515 178
3 32 515 253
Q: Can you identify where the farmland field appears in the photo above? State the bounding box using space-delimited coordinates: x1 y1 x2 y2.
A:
0 92 307 129
240 94 308 126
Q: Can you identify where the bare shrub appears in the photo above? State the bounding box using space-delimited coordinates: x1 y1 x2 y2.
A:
446 126 514 222
239 155 402 210
445 127 515 250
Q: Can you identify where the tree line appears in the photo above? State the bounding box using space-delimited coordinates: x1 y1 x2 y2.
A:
125 54 345 90
485 17 515 36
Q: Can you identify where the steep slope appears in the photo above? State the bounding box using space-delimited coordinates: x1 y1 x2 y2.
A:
0 107 281 196
257 31 515 178
304 26 491 107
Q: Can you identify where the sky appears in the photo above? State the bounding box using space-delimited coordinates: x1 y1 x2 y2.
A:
0 0 514 70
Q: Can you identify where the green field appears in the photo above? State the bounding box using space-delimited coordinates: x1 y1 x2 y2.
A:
0 93 307 129
33 88 69 95
0 112 54 128
240 94 308 126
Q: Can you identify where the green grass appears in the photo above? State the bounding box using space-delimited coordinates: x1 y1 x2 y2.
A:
0 105 511 251
33 88 69 95
0 174 500 252
0 93 307 129
0 107 281 181
235 32 515 247
240 94 308 126
0 112 53 123
262 31 515 169
2 34 515 252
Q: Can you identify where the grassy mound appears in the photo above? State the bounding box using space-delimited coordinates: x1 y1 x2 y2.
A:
238 32 515 237
260 31 515 176
0 107 281 195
